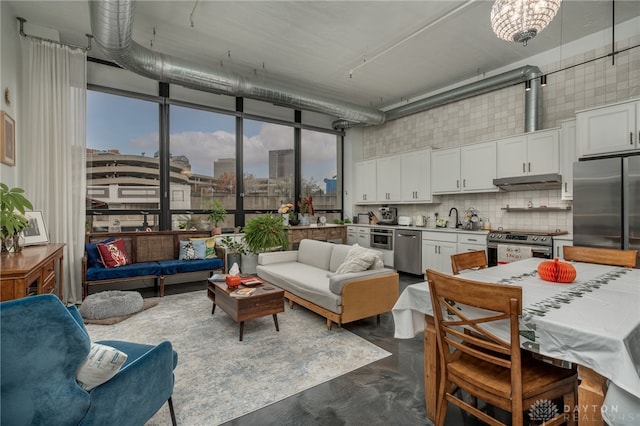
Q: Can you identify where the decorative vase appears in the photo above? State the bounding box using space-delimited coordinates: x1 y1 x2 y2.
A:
300 213 310 226
12 234 23 253
282 214 289 226
289 218 300 226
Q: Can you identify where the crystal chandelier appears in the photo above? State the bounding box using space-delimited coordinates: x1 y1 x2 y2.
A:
491 0 562 46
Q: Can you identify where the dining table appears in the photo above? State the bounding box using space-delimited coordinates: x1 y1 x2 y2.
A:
392 258 640 425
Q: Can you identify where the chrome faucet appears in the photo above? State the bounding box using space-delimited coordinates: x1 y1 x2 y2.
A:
448 207 461 228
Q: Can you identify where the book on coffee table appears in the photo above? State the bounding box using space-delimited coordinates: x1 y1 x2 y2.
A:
240 277 263 286
231 287 256 297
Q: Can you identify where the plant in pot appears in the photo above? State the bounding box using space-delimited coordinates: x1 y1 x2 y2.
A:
219 236 246 273
0 183 33 253
205 200 227 235
241 213 289 274
297 195 314 226
288 210 299 226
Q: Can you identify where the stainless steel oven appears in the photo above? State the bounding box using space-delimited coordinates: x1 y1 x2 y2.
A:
486 230 566 267
371 228 393 250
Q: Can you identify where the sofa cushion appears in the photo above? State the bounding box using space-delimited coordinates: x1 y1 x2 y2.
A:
97 239 131 268
329 244 353 272
190 237 217 258
257 262 342 313
76 343 128 391
85 237 116 269
86 262 161 281
332 245 380 275
297 239 334 270
158 258 223 275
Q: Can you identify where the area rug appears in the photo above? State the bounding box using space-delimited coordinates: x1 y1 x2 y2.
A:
85 290 391 425
83 298 160 325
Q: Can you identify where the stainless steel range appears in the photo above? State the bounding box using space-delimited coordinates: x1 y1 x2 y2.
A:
486 230 567 266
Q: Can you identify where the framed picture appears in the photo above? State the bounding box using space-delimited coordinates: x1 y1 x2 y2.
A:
1 111 15 166
23 211 49 246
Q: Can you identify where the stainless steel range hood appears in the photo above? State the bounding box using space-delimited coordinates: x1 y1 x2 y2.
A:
493 174 562 191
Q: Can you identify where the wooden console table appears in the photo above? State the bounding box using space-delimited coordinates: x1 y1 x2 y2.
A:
0 243 65 302
286 224 345 250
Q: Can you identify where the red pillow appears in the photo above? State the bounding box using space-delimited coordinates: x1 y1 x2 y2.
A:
97 239 131 268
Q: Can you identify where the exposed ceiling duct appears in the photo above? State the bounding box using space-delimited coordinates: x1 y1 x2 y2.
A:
88 0 384 126
89 0 540 132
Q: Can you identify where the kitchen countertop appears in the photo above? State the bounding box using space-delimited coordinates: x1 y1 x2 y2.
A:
348 223 489 235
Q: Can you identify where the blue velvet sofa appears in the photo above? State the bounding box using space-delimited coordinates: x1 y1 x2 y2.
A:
0 294 177 425
83 230 224 298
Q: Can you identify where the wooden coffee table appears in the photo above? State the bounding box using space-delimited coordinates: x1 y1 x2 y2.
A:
207 280 284 341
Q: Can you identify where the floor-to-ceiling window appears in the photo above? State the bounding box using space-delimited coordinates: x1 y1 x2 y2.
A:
86 89 161 232
86 67 343 230
169 105 236 230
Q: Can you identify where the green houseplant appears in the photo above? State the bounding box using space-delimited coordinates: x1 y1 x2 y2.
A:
205 200 227 234
241 213 288 274
0 183 34 253
219 235 246 272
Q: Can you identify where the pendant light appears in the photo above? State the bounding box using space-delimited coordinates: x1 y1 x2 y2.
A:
491 0 563 46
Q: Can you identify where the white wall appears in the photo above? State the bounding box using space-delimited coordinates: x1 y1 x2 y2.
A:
0 2 22 188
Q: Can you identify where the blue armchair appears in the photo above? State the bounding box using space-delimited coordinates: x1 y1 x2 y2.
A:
1 294 177 425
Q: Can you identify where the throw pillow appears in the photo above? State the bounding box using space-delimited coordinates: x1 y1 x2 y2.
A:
179 240 197 260
189 239 207 259
190 237 217 258
97 239 131 268
85 237 116 269
76 343 128 391
333 245 380 275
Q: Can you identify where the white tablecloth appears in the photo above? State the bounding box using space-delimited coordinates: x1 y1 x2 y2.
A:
392 258 640 400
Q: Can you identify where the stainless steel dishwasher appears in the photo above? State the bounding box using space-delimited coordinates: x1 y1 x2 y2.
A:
394 229 422 274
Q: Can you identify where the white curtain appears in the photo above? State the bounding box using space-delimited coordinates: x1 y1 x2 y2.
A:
20 38 87 304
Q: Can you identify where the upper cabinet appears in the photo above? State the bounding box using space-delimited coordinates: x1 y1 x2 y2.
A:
376 155 402 202
354 149 432 204
576 100 639 157
560 119 576 200
354 160 376 203
401 149 432 202
496 129 559 178
432 141 497 194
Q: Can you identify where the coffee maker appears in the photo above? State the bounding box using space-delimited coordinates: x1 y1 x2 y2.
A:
377 206 398 225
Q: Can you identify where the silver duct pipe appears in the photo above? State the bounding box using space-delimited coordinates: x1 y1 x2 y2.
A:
89 0 539 132
88 0 384 126
334 65 541 131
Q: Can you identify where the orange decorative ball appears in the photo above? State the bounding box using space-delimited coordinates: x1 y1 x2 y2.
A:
537 258 576 283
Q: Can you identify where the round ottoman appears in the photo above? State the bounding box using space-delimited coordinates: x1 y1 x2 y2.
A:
80 290 144 320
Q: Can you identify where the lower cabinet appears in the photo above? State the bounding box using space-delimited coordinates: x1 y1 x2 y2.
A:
554 238 573 259
422 232 457 275
286 225 345 250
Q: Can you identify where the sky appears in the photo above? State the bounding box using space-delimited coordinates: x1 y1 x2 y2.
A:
86 91 337 182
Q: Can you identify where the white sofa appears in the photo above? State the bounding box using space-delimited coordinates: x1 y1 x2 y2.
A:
256 239 399 329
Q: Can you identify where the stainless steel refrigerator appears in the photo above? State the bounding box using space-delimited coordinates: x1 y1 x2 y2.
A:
573 155 640 268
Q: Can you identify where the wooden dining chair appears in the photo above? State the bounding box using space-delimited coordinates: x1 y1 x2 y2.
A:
426 269 578 426
450 250 488 275
563 246 638 268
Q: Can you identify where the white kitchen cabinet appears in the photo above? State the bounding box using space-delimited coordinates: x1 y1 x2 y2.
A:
553 237 573 260
401 149 432 202
354 160 377 204
431 148 461 193
422 231 456 274
576 100 639 157
376 155 402 202
432 141 497 194
496 129 559 178
460 141 497 192
346 226 358 245
457 232 487 254
560 119 576 200
356 227 371 248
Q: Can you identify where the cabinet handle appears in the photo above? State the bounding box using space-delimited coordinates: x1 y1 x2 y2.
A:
434 246 437 254
523 163 526 173
468 238 477 242
565 182 568 192
463 179 466 188
456 179 459 188
631 132 634 145
528 162 531 172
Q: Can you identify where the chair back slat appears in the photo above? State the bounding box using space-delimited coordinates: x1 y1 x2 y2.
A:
451 250 488 275
563 245 638 267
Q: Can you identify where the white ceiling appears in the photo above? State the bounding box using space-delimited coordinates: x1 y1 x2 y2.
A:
6 1 640 110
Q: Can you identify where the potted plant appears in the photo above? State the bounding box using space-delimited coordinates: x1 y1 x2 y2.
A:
241 213 289 274
205 200 227 235
288 210 299 226
0 183 33 253
219 235 246 272
298 196 315 226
